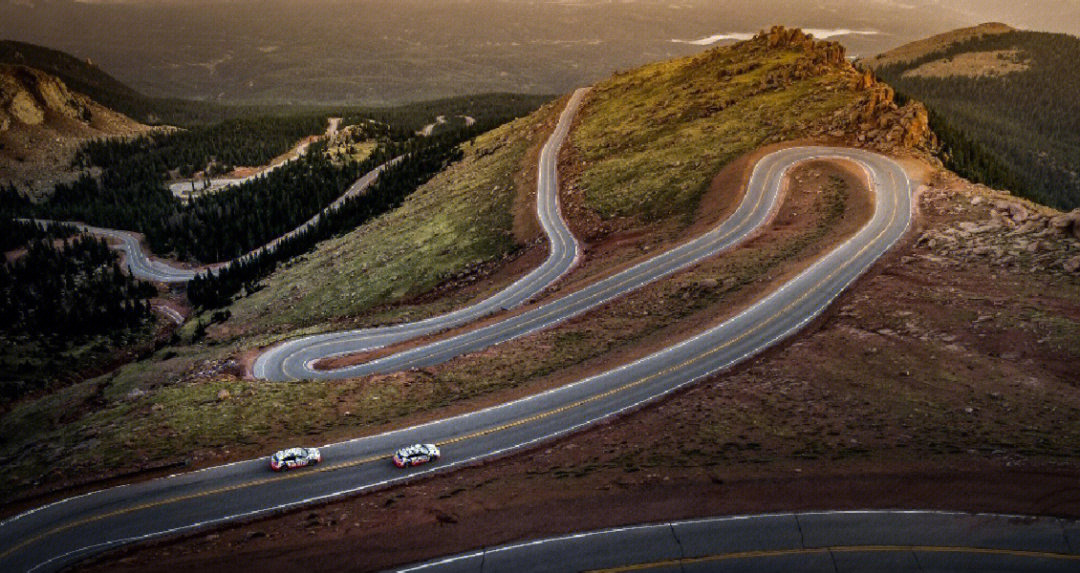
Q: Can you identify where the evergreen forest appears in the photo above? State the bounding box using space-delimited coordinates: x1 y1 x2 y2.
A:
876 31 1080 210
1 235 157 404
187 134 466 309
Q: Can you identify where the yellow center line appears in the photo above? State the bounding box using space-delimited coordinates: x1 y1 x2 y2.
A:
434 155 901 451
0 452 388 560
3 152 904 564
586 545 1080 572
386 154 789 370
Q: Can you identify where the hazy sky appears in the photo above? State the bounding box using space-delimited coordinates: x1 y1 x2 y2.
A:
2 0 1078 103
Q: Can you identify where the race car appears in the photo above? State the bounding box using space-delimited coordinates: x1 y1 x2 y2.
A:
269 447 322 472
392 443 441 468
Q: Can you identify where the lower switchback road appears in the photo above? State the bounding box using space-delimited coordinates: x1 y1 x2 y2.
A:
399 511 1080 572
256 146 908 381
0 145 917 573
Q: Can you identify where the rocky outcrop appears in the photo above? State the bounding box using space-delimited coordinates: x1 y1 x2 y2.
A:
1049 209 1080 243
747 26 938 155
0 63 149 197
917 181 1080 275
0 64 93 133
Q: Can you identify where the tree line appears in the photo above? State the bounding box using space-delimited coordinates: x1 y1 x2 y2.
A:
0 218 75 252
1 235 155 336
187 136 466 309
144 143 391 262
876 31 1080 210
12 126 394 263
75 114 336 178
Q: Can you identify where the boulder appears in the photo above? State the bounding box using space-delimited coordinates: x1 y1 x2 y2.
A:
1049 209 1080 242
1064 256 1080 273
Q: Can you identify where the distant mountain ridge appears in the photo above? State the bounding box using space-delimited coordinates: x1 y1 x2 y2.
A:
0 40 150 120
868 25 1080 210
0 39 298 127
861 22 1016 70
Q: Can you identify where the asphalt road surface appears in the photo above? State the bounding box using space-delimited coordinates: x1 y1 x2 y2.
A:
63 223 199 283
255 146 903 381
252 89 588 380
1 140 920 572
167 118 341 198
398 511 1080 572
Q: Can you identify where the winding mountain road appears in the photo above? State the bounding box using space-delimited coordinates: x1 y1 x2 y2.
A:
167 118 342 198
252 89 587 380
256 145 903 381
0 93 920 571
39 138 396 285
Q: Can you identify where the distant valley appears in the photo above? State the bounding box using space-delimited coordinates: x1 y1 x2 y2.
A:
5 0 1079 105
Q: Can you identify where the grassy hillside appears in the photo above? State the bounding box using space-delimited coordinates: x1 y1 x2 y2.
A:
570 28 893 224
862 22 1015 70
871 30 1080 210
215 97 564 337
0 27 948 502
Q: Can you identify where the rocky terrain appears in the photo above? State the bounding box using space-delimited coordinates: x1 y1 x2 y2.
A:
5 25 1079 572
76 134 1080 573
917 177 1080 274
0 63 149 197
735 27 939 155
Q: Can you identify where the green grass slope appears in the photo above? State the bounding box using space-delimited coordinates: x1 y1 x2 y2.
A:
0 28 943 501
217 97 564 339
570 28 882 224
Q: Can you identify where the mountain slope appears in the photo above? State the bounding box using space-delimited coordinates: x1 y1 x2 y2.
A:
0 26 947 501
862 22 1016 70
565 25 936 234
0 63 150 196
866 27 1080 210
0 40 143 115
21 27 1080 572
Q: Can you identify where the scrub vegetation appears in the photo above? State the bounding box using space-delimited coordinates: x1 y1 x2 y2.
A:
219 97 566 336
569 38 858 223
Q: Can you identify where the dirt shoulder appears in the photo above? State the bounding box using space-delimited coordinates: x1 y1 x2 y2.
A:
313 141 848 372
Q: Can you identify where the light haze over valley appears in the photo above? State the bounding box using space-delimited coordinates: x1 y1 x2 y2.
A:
3 0 1079 103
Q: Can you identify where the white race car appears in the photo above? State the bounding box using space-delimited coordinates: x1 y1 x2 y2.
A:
392 443 441 468
270 447 322 472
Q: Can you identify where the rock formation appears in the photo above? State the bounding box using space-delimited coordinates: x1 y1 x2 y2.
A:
749 26 939 154
0 64 93 133
0 63 148 196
